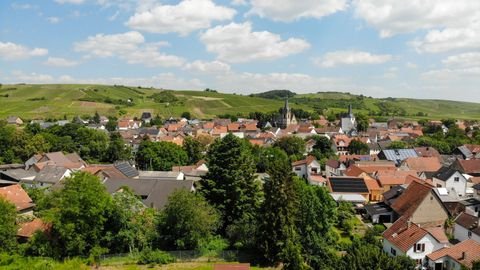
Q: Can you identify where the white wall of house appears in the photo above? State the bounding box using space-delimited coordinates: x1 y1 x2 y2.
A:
293 165 307 179
428 257 462 270
465 205 480 217
433 172 468 197
454 223 480 243
293 160 321 179
405 234 446 263
383 239 404 257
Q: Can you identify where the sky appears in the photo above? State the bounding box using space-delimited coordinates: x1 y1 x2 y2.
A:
0 0 479 102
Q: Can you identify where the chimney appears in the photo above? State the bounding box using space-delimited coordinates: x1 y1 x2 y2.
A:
407 218 412 228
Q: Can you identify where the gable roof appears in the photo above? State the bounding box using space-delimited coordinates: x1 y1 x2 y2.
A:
292 156 317 167
328 177 369 194
114 161 139 178
380 149 419 164
376 170 418 186
103 178 194 209
456 159 480 174
17 218 49 238
383 216 428 253
0 184 35 212
402 157 442 173
33 165 69 184
455 212 480 236
427 239 480 269
391 178 434 217
433 166 460 181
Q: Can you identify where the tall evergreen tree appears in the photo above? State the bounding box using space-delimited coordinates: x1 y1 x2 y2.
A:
200 133 260 236
0 197 17 252
256 147 304 268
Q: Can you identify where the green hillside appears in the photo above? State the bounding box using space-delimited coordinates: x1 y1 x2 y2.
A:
0 84 479 120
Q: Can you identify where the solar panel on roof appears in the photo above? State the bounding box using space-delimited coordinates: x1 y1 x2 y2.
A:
114 162 139 178
329 178 369 193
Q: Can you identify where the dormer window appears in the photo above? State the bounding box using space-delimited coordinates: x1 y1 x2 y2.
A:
454 177 460 182
414 243 425 253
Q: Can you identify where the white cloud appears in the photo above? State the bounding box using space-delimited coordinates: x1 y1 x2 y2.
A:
44 57 79 67
406 62 417 69
412 21 480 53
231 0 247 6
247 0 348 22
74 31 185 67
200 22 310 63
442 52 480 68
184 60 231 74
2 71 204 90
0 42 48 60
55 0 85 4
47 17 61 24
126 0 236 36
314 50 392 67
422 52 480 80
11 3 37 9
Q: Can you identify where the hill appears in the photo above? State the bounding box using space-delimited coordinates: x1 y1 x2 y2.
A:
0 84 479 120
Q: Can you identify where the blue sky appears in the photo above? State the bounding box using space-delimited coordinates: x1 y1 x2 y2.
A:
1 0 479 102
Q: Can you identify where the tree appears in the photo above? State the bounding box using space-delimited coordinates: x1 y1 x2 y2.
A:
356 113 369 132
200 133 261 236
388 141 408 149
257 148 303 267
181 111 191 120
105 117 118 132
46 172 115 257
105 132 132 162
109 188 157 253
273 136 306 160
25 134 51 157
93 112 100 124
158 189 219 250
348 140 369 155
294 180 338 269
0 197 17 252
136 140 188 171
183 137 204 165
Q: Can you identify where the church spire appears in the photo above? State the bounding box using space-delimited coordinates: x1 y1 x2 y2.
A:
348 104 353 116
284 97 290 112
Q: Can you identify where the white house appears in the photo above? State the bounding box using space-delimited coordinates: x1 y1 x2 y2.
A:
383 218 449 266
427 239 480 270
453 212 480 243
292 156 322 184
325 160 347 177
433 167 469 197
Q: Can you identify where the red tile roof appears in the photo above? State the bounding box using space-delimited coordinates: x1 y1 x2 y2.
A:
403 157 442 173
383 216 428 253
17 218 49 238
376 170 418 186
457 160 480 174
292 156 317 166
391 179 433 218
0 184 35 212
427 239 480 269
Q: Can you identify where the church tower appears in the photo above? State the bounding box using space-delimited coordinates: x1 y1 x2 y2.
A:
278 98 297 129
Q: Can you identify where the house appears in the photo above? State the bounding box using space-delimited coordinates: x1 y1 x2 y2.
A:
378 149 419 166
141 112 152 124
103 178 195 209
400 157 442 175
390 179 449 226
332 134 352 155
364 202 394 223
453 159 480 176
22 165 72 188
453 145 480 160
292 156 323 185
432 167 469 197
6 116 23 125
17 218 49 242
427 239 480 270
327 176 370 202
325 159 347 177
454 212 480 243
0 184 35 215
460 198 480 217
383 216 449 266
138 171 185 181
82 165 130 181
25 152 86 171
376 170 418 192
415 147 441 159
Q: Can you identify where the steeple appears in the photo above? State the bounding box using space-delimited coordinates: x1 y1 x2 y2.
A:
348 104 353 116
284 97 290 112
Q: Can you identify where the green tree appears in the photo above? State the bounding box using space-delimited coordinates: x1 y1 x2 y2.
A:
105 117 118 132
0 197 17 252
257 148 303 267
200 133 261 236
356 113 369 132
273 136 306 160
183 137 204 165
47 172 115 257
348 140 369 155
158 189 219 250
388 141 408 149
105 132 132 162
181 111 191 120
25 134 51 157
136 140 188 170
93 111 100 124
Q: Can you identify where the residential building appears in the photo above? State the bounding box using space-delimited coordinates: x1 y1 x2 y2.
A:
454 212 480 243
292 156 322 185
427 239 480 270
432 167 469 197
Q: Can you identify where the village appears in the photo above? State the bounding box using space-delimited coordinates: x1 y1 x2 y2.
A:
2 98 480 270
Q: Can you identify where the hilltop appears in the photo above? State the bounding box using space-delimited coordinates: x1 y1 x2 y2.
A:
0 84 479 120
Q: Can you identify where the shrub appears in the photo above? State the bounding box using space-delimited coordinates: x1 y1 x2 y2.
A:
138 249 175 265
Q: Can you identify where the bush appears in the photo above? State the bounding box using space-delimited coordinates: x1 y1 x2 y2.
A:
138 249 175 265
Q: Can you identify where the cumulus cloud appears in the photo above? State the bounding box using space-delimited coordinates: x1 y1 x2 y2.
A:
184 60 231 74
47 17 61 24
43 57 79 67
0 42 48 60
74 31 185 67
200 22 310 63
126 0 236 36
314 50 392 67
247 0 348 22
422 52 480 80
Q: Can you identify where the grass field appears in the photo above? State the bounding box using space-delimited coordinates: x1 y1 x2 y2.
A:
99 262 277 270
1 84 479 120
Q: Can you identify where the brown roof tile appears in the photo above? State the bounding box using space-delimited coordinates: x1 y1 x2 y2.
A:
403 157 442 173
391 178 433 217
17 218 49 238
0 184 35 212
427 239 480 269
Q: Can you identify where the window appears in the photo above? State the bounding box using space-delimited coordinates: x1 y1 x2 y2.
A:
414 243 425 253
454 177 460 182
311 168 318 173
468 231 472 238
416 259 423 265
295 167 301 171
390 247 396 256
436 184 442 188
